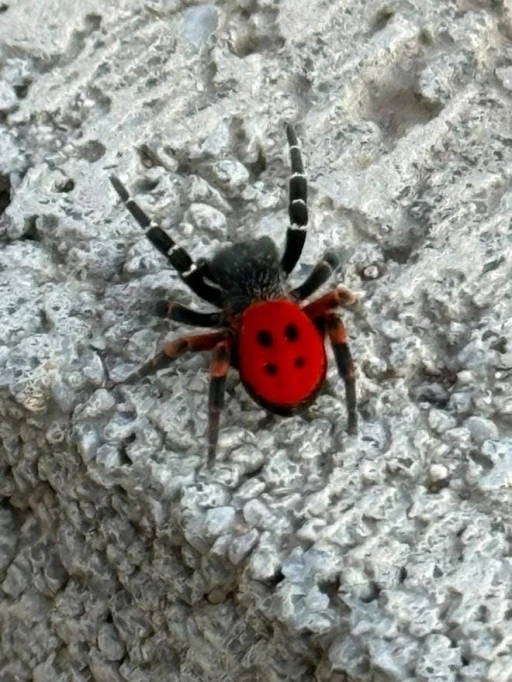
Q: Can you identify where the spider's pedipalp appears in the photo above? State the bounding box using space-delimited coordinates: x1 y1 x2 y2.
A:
281 124 309 276
109 175 222 306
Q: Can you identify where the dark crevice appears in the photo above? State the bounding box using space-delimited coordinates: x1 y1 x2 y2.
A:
228 117 267 181
32 14 103 74
365 51 444 140
369 8 394 34
411 382 450 409
54 178 75 193
318 576 344 609
39 308 53 332
427 477 451 494
118 433 137 466
133 176 159 195
79 140 106 162
232 30 284 59
0 174 11 216
263 569 284 588
359 581 382 603
382 245 415 264
468 449 494 471
14 81 31 99
137 144 162 169
228 1 284 58
248 147 267 178
84 13 102 31
20 215 41 241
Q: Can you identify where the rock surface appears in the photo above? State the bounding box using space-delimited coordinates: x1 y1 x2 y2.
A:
1 1 511 681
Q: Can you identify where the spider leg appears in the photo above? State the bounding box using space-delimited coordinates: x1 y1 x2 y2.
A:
281 124 309 277
302 285 358 320
325 313 357 434
154 301 224 328
110 176 223 306
290 250 339 301
119 331 225 385
207 338 232 463
303 286 358 434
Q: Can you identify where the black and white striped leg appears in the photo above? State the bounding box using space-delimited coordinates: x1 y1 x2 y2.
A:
154 301 225 328
208 339 231 463
110 176 222 306
281 124 309 276
291 250 339 301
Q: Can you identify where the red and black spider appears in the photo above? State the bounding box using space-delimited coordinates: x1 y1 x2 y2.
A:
110 125 358 461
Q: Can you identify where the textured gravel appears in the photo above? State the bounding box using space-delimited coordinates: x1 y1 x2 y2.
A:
1 1 512 681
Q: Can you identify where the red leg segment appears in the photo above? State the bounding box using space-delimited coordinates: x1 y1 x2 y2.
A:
302 286 358 321
122 332 225 384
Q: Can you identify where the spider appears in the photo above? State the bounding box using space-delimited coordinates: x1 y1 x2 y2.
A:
109 124 358 461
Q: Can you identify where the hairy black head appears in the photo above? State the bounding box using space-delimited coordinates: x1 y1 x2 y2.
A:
208 236 284 313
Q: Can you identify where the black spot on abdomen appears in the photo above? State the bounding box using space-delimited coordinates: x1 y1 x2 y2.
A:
264 363 278 375
284 323 299 341
257 330 273 347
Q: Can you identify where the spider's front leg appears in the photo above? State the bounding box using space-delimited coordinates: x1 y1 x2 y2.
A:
303 287 359 434
109 176 222 306
281 124 309 276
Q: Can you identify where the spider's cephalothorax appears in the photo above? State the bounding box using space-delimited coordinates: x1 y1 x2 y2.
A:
110 125 358 461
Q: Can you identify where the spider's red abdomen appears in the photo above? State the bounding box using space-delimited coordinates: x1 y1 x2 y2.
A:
238 299 327 412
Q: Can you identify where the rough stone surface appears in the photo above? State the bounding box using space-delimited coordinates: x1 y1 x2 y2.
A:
1 1 512 681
